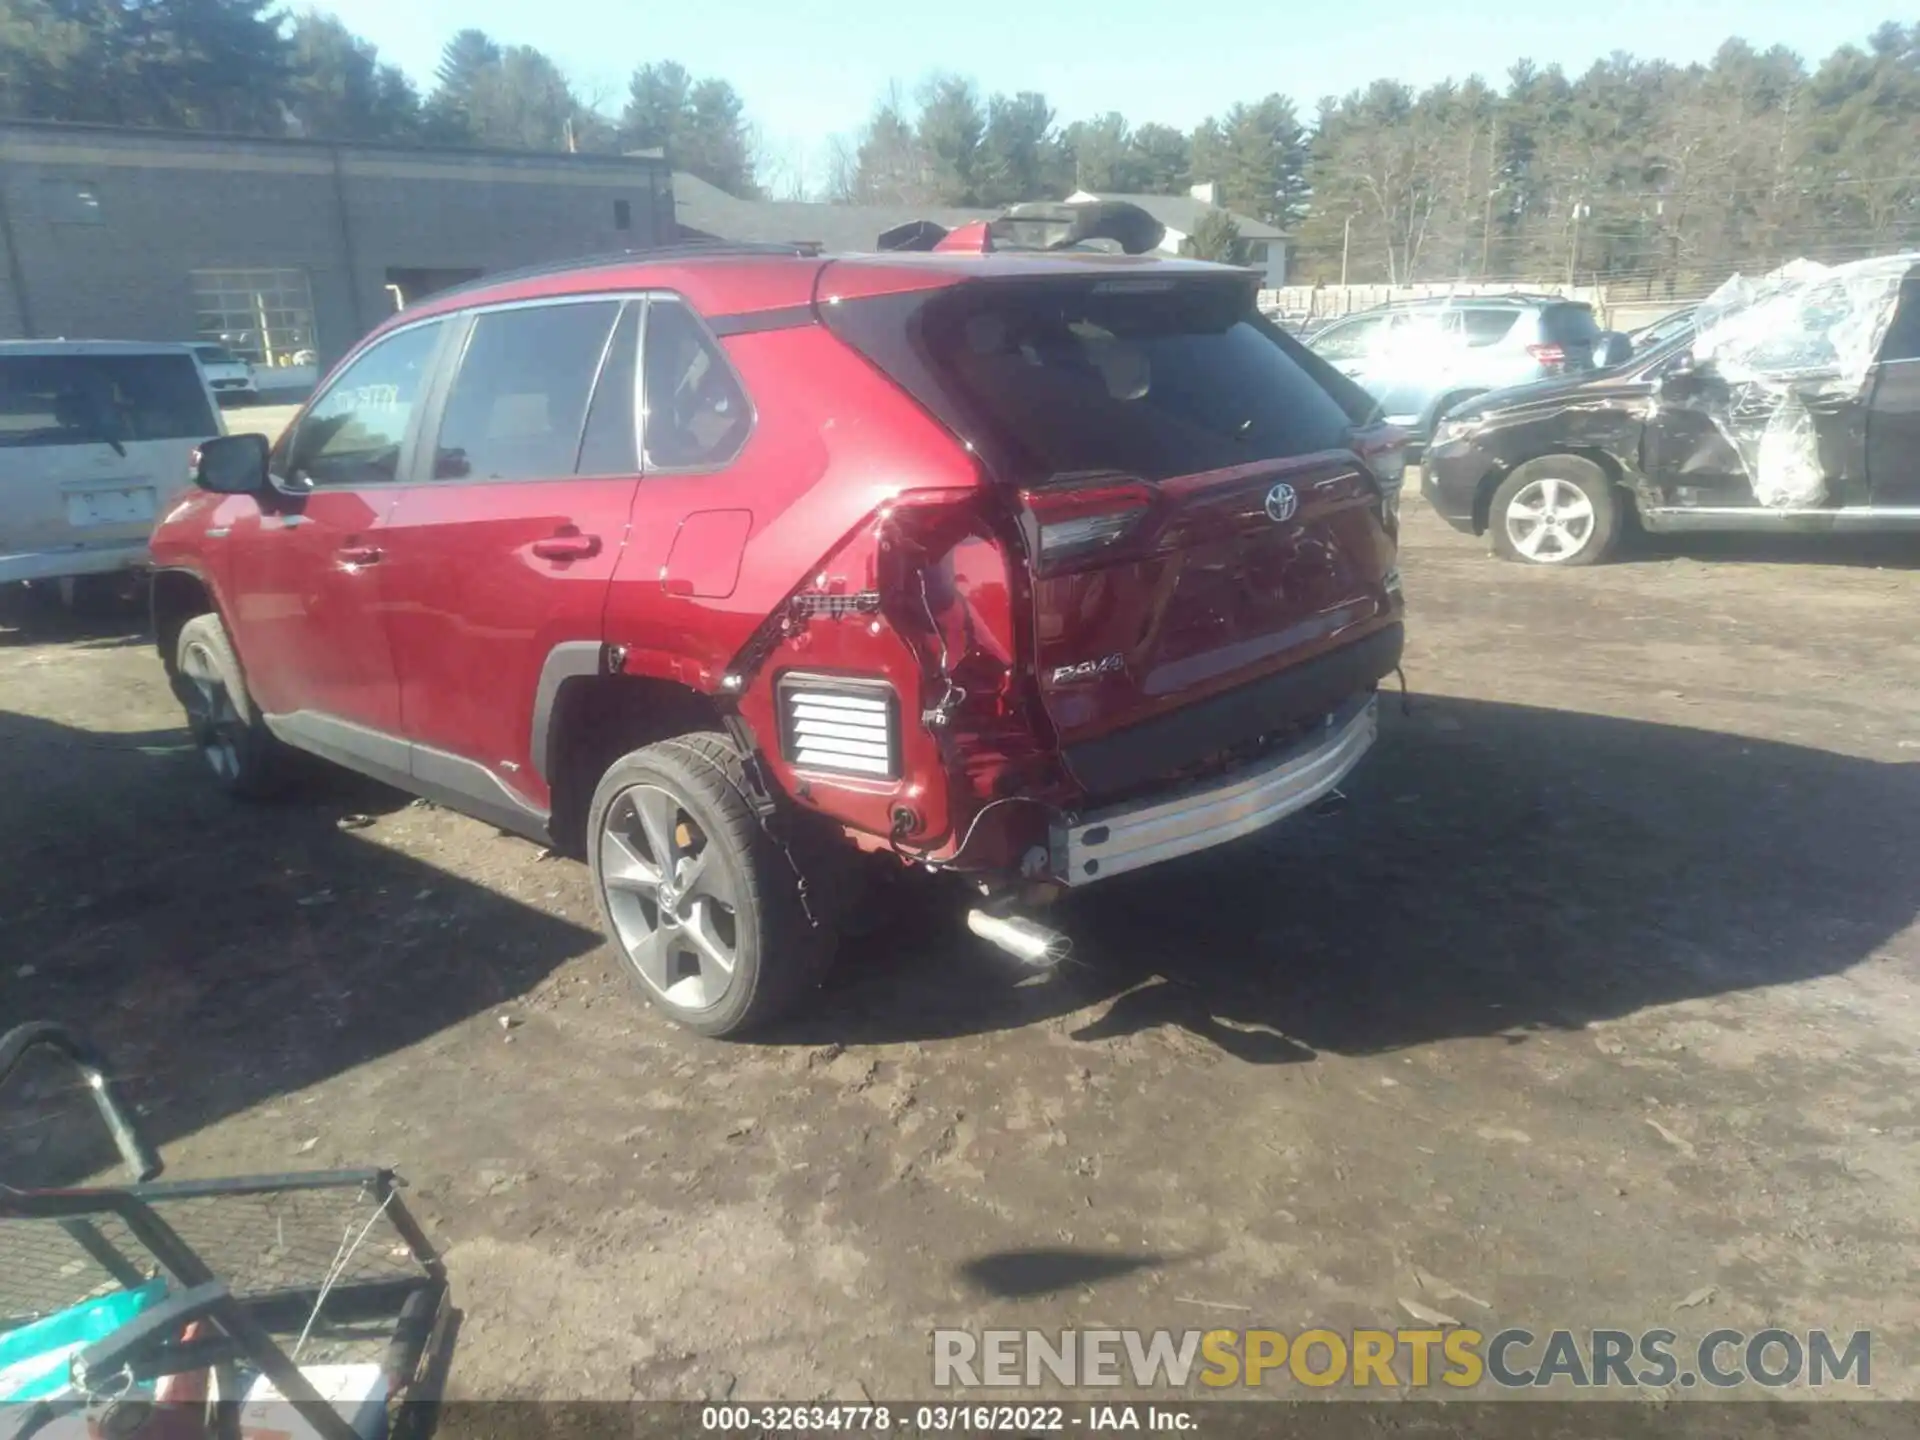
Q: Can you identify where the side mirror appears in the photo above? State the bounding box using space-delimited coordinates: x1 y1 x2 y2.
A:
1659 352 1703 388
191 433 271 494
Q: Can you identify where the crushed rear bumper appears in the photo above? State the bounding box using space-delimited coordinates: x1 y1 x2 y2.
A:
1051 691 1378 886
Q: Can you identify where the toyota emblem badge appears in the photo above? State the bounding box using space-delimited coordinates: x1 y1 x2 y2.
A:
1264 482 1299 524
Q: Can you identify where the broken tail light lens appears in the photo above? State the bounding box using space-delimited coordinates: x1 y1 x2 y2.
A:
1353 424 1409 534
1020 479 1155 565
1527 342 1567 371
1354 425 1410 487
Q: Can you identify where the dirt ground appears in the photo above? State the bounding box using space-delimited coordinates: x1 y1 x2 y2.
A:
3 498 1918 1405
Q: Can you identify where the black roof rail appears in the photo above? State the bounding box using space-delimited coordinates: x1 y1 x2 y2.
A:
431 240 821 302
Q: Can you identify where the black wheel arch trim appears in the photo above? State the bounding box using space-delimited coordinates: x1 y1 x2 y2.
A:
150 565 221 674
529 641 608 785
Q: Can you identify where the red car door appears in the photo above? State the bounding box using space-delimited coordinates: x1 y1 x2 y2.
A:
225 318 450 737
375 296 641 824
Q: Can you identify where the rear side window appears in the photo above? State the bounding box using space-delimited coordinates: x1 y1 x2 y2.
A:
1877 278 1920 363
1461 309 1520 346
434 300 622 481
576 302 640 474
923 283 1358 484
642 301 751 470
0 353 217 448
1541 304 1602 342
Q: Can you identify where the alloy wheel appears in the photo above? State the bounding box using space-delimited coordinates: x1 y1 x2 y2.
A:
598 783 740 1012
1503 476 1596 563
179 641 244 782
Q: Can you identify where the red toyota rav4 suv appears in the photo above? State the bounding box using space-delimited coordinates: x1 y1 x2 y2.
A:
150 231 1406 1037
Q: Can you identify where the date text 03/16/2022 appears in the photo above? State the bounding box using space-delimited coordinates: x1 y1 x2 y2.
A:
700 1404 1193 1432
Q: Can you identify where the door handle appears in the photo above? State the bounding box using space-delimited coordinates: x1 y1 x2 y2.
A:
532 532 602 561
336 544 383 567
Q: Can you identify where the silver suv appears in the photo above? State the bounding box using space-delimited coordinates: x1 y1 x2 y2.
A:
0 341 222 594
1307 296 1611 445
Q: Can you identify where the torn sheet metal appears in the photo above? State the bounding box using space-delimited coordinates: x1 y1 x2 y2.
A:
1674 254 1911 507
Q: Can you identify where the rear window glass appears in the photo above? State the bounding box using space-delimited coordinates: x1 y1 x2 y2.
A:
1461 309 1520 345
1541 305 1602 342
0 354 218 448
920 284 1359 484
191 344 240 365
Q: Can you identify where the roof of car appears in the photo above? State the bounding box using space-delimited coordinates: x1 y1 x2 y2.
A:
1379 293 1582 311
378 243 1259 338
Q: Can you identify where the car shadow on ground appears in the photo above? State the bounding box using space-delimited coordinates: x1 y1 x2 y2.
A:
781 694 1918 1058
0 584 149 648
0 707 601 1187
6 690 1915 1181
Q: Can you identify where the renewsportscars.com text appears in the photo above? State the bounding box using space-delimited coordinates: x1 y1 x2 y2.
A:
932 1327 1872 1391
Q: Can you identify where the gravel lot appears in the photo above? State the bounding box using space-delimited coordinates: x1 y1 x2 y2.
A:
3 499 1918 1405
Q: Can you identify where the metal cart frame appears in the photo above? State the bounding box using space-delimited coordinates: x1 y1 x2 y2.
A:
2 1022 451 1440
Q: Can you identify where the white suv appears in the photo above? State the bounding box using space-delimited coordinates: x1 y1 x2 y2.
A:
0 341 222 591
187 342 258 405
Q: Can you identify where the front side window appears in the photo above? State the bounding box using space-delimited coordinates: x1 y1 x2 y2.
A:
642 301 751 469
285 321 444 488
1309 315 1387 363
432 301 623 482
0 353 217 448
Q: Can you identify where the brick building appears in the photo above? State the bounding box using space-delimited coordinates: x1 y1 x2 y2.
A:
0 120 674 379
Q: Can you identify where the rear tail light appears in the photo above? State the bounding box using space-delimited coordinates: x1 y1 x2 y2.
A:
1354 425 1409 486
1527 342 1567 370
1021 480 1155 565
1353 424 1408 533
777 674 899 779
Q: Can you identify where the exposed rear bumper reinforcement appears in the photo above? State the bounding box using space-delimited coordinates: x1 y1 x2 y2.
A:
1052 691 1378 886
1061 623 1402 796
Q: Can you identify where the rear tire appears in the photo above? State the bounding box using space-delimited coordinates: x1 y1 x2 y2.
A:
587 732 833 1037
1489 456 1622 567
173 613 288 798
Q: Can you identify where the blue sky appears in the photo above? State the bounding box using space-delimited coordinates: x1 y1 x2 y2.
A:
314 0 1900 184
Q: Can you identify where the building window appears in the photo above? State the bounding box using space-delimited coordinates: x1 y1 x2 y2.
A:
42 178 103 226
613 199 632 231
190 268 317 370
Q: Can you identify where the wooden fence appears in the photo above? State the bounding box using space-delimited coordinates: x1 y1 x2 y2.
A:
1256 282 1708 331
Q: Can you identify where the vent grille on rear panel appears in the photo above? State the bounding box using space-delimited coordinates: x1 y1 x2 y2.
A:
777 675 899 780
